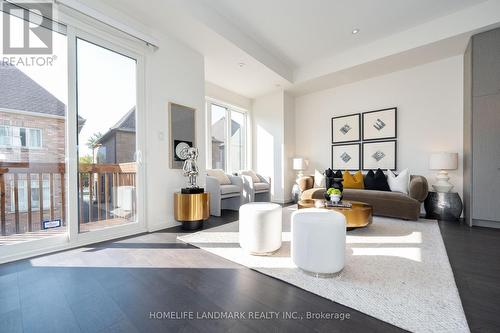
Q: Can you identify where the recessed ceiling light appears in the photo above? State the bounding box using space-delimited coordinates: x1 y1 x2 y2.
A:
352 28 360 35
238 62 245 67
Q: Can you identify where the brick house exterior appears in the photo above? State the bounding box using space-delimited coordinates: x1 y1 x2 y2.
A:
0 65 81 235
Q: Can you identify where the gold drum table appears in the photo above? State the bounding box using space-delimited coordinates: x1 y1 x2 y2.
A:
297 199 373 229
174 192 210 230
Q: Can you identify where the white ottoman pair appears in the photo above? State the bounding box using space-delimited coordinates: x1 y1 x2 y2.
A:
291 208 346 276
239 203 282 255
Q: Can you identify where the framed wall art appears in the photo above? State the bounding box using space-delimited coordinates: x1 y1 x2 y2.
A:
331 143 361 171
362 107 397 141
331 113 361 144
362 140 397 170
169 102 196 169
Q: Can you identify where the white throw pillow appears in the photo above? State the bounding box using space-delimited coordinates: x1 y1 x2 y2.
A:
387 169 410 194
239 170 261 183
207 169 231 185
314 169 326 188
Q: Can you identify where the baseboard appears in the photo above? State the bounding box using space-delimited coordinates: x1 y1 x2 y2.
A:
472 219 500 229
272 199 294 205
148 221 181 232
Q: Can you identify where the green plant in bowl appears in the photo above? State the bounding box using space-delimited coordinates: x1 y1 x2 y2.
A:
327 188 342 196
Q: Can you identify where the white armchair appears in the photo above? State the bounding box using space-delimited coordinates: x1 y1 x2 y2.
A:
240 171 271 203
206 172 243 217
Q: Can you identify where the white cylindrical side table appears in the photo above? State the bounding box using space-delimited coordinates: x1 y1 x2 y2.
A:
239 202 282 255
291 208 346 276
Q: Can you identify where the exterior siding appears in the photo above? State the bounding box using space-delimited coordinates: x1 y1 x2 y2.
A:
116 131 136 163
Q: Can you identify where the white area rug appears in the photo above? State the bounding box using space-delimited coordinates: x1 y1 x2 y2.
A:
178 206 469 333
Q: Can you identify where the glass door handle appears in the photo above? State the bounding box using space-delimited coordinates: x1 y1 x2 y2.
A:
135 150 143 164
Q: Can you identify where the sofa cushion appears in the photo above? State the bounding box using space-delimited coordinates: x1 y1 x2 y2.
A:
342 189 420 220
297 176 314 192
299 187 420 220
207 169 231 185
240 170 260 183
388 169 410 194
254 182 270 192
343 171 364 189
364 169 390 191
409 175 429 202
220 184 240 195
314 170 325 188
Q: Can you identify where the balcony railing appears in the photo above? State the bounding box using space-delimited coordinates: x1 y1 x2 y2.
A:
0 162 136 237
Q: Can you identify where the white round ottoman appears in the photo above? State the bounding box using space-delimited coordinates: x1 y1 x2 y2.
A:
239 202 282 255
291 208 346 276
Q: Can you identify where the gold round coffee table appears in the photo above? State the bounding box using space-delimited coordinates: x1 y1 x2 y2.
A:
297 199 373 229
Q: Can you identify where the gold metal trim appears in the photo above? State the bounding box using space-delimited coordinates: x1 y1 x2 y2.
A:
174 192 209 222
297 199 373 228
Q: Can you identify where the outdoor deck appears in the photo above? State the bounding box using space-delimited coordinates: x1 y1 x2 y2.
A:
0 162 136 246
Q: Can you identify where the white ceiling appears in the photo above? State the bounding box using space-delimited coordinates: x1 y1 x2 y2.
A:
204 0 487 68
90 0 499 98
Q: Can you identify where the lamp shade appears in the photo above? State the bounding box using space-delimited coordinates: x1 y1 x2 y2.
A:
429 152 458 170
292 158 307 171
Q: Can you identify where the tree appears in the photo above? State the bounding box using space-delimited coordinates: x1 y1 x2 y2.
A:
86 132 103 163
79 155 93 164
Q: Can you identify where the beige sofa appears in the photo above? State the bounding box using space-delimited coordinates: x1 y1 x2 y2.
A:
299 175 429 221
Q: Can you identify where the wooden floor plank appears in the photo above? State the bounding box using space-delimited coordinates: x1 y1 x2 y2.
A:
0 211 498 332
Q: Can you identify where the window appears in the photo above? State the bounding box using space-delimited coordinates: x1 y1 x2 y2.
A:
0 126 10 146
207 101 248 173
0 126 42 148
10 180 51 212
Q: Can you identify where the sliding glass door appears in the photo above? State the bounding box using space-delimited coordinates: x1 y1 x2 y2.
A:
0 7 68 246
76 37 138 233
0 4 145 260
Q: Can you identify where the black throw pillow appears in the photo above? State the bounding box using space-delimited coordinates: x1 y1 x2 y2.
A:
333 170 343 179
324 168 333 188
324 168 334 177
364 169 390 191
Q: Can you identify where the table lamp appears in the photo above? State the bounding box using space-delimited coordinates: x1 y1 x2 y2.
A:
292 157 308 178
429 152 458 192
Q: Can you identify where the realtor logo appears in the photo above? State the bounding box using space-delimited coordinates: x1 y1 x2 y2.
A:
2 2 53 54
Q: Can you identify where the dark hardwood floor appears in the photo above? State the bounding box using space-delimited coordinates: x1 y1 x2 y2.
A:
438 220 500 333
0 211 498 332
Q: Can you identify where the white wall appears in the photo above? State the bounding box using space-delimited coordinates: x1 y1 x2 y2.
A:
253 90 284 202
252 90 295 203
205 82 252 110
295 56 464 197
145 34 206 231
283 92 296 201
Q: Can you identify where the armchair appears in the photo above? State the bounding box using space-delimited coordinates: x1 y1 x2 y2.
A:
206 174 243 216
240 172 271 203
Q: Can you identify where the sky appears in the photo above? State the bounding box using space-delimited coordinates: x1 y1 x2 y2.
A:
1 13 137 157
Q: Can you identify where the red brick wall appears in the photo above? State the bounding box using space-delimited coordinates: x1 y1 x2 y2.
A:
0 111 65 163
1 111 66 235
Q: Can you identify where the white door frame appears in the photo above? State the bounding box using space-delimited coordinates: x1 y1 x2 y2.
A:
0 13 149 264
69 27 148 244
